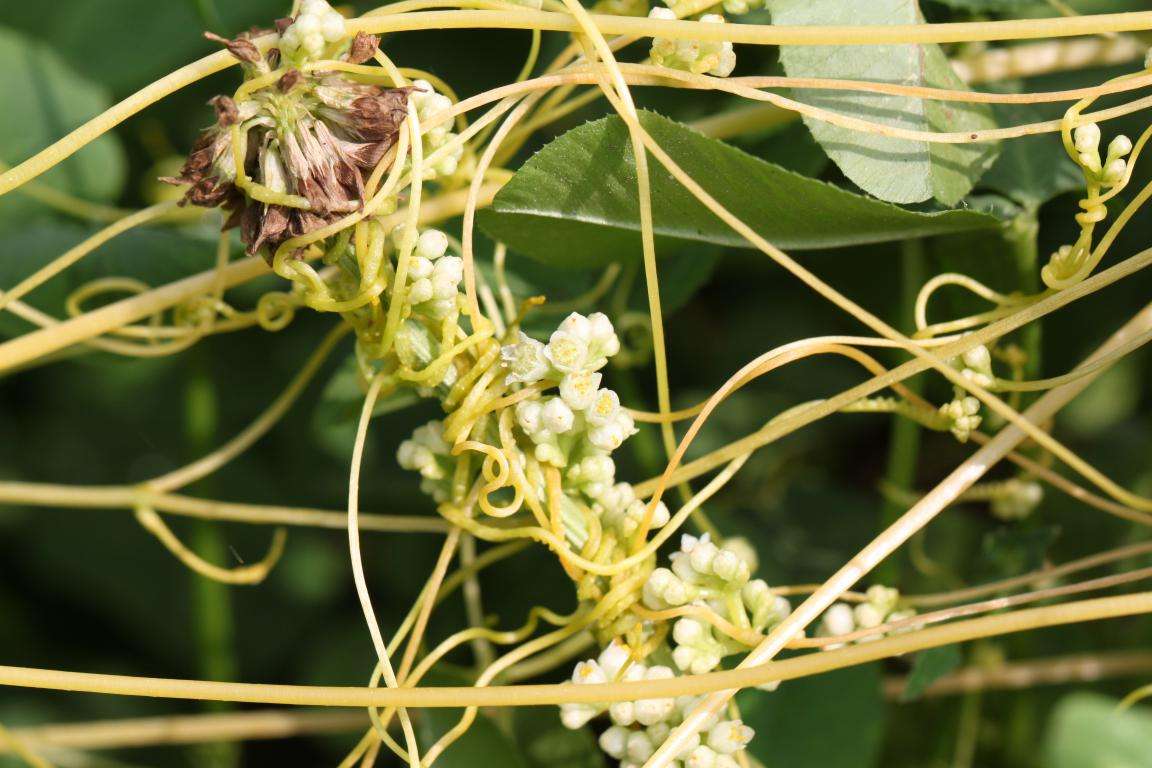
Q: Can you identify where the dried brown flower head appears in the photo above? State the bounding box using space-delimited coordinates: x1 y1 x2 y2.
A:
163 31 410 262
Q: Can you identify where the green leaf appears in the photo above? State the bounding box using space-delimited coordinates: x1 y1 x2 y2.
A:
740 664 885 768
312 352 421 460
901 644 963 701
977 524 1060 582
981 103 1083 208
768 0 1000 205
478 112 1000 267
0 1 289 94
0 26 127 224
419 707 531 768
1045 693 1152 768
514 708 605 768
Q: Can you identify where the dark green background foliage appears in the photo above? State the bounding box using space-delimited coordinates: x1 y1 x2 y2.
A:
2 1 1152 766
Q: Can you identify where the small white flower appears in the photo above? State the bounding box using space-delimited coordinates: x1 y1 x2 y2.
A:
647 721 671 745
407 278 434 305
415 229 449 260
625 498 670 531
599 726 629 759
820 603 856 637
723 537 759 573
558 311 593 340
1108 134 1133 159
534 442 565 466
1103 157 1128 186
559 702 600 730
397 441 436 477
588 409 636 451
597 639 632 680
686 745 719 768
408 256 434 280
626 731 656 763
711 549 745 582
585 388 621 427
609 700 636 726
673 617 708 646
1073 123 1101 153
865 585 900 614
515 399 543 433
587 312 620 356
707 719 754 755
545 329 589 373
560 371 602 410
431 256 463 300
502 333 549 386
541 397 575 434
572 659 607 685
688 537 719 575
853 602 885 630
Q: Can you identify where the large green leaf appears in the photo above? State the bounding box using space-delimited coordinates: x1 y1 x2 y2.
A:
1045 693 1152 768
768 0 1000 205
740 664 885 768
478 112 1000 267
0 26 127 225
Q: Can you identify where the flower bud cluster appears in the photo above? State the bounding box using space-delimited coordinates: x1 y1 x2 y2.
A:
410 80 464 178
818 585 913 648
648 9 736 78
395 227 462 318
560 643 755 768
504 312 635 469
280 0 348 64
396 420 454 502
644 535 790 674
952 343 995 389
939 394 982 443
1072 123 1133 189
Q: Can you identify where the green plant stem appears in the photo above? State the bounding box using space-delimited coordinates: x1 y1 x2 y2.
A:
876 239 926 585
185 361 239 768
1008 211 1042 383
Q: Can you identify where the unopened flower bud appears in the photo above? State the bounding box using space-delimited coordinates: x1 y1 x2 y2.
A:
1074 123 1101 153
821 603 856 637
541 398 575 434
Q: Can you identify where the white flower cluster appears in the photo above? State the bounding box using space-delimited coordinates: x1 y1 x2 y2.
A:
938 395 982 443
396 228 462 318
396 420 454 502
561 642 755 768
411 80 464 178
280 0 347 64
504 312 635 467
648 9 736 78
1072 123 1132 189
644 534 790 674
818 585 913 649
990 477 1044 521
936 342 994 443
